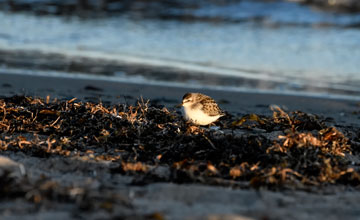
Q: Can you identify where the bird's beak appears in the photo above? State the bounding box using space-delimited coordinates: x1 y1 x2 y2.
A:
175 103 183 108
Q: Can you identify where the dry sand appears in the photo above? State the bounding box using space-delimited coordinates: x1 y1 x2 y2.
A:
1 72 360 220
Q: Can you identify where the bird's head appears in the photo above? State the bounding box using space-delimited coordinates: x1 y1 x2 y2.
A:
181 93 195 107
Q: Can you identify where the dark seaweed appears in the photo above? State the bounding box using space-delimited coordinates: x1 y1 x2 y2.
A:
1 95 360 193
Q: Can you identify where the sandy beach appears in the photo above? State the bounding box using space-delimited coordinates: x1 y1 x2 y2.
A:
1 71 360 220
1 0 360 219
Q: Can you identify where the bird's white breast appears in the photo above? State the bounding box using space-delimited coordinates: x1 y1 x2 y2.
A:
182 106 221 125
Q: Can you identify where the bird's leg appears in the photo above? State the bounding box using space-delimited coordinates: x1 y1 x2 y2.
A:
208 122 216 128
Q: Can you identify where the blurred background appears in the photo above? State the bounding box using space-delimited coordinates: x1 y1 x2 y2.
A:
0 0 360 99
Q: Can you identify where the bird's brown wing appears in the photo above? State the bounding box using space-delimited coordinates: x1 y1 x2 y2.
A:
200 97 225 117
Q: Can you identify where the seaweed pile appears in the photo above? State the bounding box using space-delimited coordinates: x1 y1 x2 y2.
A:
1 95 360 192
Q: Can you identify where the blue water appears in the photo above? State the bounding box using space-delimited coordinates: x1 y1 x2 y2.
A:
0 0 360 99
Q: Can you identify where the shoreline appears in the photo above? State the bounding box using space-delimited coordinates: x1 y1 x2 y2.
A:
1 47 360 100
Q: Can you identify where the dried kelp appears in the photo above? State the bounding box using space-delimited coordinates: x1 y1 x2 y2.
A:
1 95 360 191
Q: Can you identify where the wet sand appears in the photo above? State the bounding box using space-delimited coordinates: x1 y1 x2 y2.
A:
1 71 360 220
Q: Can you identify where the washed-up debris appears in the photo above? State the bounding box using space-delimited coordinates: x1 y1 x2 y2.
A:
0 95 360 193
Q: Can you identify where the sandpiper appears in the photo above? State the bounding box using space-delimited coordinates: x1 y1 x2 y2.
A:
180 92 225 126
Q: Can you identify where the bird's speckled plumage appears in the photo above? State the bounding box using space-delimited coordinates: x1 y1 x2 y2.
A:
181 93 225 125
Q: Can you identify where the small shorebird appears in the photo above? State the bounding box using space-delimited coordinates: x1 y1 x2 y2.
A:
180 92 225 126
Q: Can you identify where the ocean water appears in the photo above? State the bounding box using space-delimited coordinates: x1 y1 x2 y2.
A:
0 0 360 100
